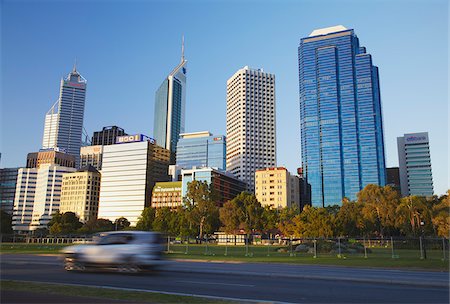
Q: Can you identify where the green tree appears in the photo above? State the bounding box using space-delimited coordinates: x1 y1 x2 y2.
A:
152 207 173 234
335 200 366 237
48 212 83 235
136 207 156 231
219 200 242 234
79 218 114 234
277 206 300 237
295 206 334 238
432 191 450 238
261 206 279 236
0 210 13 234
396 196 429 236
114 217 130 230
359 184 399 236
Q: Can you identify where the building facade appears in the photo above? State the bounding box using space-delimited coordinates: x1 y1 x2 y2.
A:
154 41 187 162
91 126 127 146
226 66 276 191
97 135 171 225
181 167 247 206
299 25 386 207
80 145 103 170
59 166 100 222
386 167 401 192
176 131 226 170
397 132 434 197
26 150 76 169
255 167 300 209
41 65 87 165
0 168 20 215
151 181 182 208
12 164 76 232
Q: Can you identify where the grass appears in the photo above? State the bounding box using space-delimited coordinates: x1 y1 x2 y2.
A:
1 242 448 271
0 280 234 303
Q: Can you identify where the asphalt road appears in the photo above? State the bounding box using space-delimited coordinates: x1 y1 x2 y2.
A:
1 254 448 303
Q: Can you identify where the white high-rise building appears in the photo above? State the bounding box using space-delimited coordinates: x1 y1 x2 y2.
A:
41 65 87 165
12 168 38 231
226 66 276 191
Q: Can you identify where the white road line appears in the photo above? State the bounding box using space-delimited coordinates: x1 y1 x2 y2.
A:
178 280 255 287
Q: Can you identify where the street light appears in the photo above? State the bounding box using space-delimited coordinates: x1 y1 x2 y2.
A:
420 221 427 259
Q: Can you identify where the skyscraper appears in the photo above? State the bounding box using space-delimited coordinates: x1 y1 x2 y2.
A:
154 39 187 163
41 65 87 165
397 132 434 197
91 126 127 146
0 168 19 215
299 26 386 207
226 66 276 191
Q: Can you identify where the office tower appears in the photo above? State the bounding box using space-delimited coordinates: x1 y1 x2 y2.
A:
26 150 76 169
255 167 300 209
0 168 20 214
176 131 226 170
12 164 76 231
226 66 276 191
91 126 127 146
154 39 187 163
41 65 87 165
60 165 101 222
180 167 247 206
80 145 103 170
397 132 434 197
98 134 171 225
299 25 386 207
151 181 182 208
386 167 401 192
297 167 311 210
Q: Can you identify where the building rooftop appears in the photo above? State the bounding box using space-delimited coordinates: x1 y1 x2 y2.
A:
179 131 212 139
309 25 348 37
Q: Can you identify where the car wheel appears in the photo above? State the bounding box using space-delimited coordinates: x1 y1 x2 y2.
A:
117 261 141 273
64 258 85 272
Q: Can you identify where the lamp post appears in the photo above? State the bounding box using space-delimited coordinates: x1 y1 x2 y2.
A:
420 221 427 259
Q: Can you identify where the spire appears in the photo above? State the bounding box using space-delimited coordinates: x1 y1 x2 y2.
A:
181 35 185 63
72 58 78 73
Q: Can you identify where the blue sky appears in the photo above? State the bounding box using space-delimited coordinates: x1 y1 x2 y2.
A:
1 0 448 195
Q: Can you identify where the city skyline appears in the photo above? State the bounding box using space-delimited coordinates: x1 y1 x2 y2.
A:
1 1 448 195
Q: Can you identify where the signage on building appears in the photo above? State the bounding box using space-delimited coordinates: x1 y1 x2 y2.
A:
116 134 156 145
405 133 428 144
213 137 222 141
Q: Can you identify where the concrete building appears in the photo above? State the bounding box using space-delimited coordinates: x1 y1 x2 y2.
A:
397 132 434 197
151 181 182 209
41 65 87 166
0 168 20 215
60 165 101 222
226 66 276 191
386 167 401 192
12 164 76 232
176 131 226 170
255 167 300 209
80 145 103 170
154 38 187 163
91 126 127 146
181 167 247 206
26 150 76 169
98 134 171 225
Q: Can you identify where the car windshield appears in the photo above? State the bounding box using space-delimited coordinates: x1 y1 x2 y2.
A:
96 233 134 245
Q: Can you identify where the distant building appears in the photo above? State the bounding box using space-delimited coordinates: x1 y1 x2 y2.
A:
255 167 300 209
91 126 127 146
12 164 76 232
26 150 76 169
80 145 103 170
386 167 400 191
299 26 386 207
297 167 311 209
226 66 276 191
151 181 182 209
0 168 20 215
176 131 226 170
41 65 87 166
98 134 171 225
60 165 101 222
154 39 187 163
397 132 434 197
181 167 246 206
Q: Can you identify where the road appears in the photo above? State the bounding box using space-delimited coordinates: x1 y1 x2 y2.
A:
1 254 448 303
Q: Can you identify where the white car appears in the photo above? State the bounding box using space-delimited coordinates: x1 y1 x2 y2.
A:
62 231 166 273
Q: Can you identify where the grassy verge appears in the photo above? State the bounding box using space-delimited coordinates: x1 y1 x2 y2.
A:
1 243 448 271
0 280 234 303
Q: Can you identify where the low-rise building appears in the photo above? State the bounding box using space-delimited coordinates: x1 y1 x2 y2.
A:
151 181 182 208
80 145 103 170
60 165 101 222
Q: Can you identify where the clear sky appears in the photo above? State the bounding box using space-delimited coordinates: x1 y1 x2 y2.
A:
1 0 448 195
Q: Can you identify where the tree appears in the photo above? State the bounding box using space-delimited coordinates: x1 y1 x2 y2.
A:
48 212 83 235
294 206 335 238
335 200 366 237
0 210 13 234
219 200 242 234
114 217 130 231
261 206 279 236
277 207 300 237
79 218 114 233
359 185 399 236
432 191 450 238
396 196 429 236
136 207 156 231
152 207 172 234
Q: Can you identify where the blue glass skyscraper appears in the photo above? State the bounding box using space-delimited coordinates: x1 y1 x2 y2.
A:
299 25 386 207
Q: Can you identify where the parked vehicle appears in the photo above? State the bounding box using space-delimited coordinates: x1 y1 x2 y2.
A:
62 231 165 273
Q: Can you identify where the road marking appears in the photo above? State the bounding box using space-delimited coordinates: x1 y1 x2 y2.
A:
178 280 255 287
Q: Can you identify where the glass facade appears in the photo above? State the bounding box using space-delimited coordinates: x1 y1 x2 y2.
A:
176 132 226 170
0 168 19 215
299 27 386 207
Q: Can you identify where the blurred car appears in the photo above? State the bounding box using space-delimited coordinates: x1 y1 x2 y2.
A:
62 231 166 273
